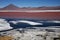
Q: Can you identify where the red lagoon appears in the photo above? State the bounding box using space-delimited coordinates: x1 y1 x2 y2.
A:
0 12 60 20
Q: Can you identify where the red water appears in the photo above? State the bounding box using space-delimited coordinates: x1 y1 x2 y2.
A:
0 12 60 20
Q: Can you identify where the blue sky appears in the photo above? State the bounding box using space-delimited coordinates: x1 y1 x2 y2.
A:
0 0 60 8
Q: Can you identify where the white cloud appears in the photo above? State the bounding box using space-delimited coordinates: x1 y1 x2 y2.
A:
9 20 43 25
0 18 13 31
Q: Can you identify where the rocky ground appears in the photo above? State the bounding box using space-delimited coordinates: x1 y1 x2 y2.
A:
0 27 60 40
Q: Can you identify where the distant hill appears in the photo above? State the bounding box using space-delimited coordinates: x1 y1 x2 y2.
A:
0 4 60 10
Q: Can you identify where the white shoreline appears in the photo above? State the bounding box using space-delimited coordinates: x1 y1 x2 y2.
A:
0 10 60 12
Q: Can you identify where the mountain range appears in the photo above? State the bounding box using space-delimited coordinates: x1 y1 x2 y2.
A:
0 4 60 10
